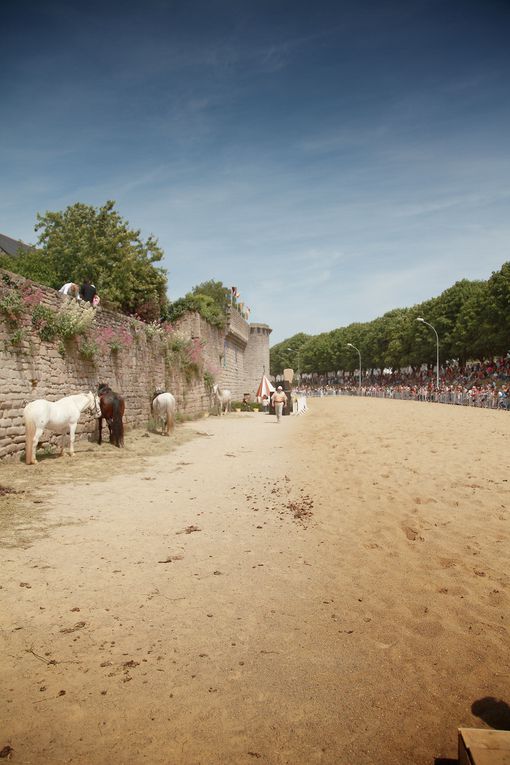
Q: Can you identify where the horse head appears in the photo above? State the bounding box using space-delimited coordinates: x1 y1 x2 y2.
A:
87 391 102 417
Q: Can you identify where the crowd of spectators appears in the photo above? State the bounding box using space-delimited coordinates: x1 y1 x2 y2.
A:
289 357 510 410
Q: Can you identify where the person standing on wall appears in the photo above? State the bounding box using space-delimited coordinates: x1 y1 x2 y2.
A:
271 386 287 423
80 278 97 304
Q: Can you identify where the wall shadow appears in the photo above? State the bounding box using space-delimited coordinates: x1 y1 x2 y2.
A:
471 697 510 730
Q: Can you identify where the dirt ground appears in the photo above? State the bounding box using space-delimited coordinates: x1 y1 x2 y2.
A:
1 398 509 765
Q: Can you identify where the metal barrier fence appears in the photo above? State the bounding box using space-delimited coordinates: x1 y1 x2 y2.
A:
304 388 510 410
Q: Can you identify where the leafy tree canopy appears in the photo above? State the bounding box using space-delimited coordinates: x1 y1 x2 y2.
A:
270 332 311 376
2 201 169 321
166 281 230 329
190 280 230 311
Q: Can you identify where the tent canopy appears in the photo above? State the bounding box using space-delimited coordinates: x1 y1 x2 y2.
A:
256 374 275 399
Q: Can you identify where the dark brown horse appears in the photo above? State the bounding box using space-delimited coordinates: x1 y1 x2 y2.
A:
97 383 125 447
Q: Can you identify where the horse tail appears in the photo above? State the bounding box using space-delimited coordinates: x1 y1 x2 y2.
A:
112 397 125 448
166 402 175 433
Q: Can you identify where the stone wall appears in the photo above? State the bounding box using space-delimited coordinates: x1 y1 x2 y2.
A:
0 271 272 461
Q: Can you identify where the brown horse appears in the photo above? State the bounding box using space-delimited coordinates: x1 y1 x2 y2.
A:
97 383 125 447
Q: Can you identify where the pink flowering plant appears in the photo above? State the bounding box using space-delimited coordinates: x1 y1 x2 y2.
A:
21 285 45 308
164 331 207 384
95 326 134 354
0 281 44 344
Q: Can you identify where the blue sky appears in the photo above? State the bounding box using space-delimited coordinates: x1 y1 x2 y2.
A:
2 0 510 343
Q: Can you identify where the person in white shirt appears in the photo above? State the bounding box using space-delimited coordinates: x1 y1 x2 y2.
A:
59 282 80 298
271 386 288 422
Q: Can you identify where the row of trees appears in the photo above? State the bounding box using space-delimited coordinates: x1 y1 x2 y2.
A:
0 201 232 326
271 264 510 376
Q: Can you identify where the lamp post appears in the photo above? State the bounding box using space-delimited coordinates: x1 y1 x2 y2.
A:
416 317 440 390
286 347 301 382
347 343 362 395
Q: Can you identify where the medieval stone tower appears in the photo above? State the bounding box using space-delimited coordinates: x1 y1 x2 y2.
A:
217 310 272 400
244 323 272 397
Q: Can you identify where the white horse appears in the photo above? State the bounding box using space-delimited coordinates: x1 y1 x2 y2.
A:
23 391 101 465
212 384 232 415
151 391 176 435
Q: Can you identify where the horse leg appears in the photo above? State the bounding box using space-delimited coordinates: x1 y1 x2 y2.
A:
25 420 37 465
68 423 77 457
109 399 124 448
98 416 103 445
30 427 43 465
117 406 125 448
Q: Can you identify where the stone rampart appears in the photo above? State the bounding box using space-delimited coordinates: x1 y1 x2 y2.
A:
0 271 272 461
0 272 220 460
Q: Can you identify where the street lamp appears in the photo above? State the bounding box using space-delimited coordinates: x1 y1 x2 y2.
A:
347 343 362 395
286 347 301 381
416 317 440 390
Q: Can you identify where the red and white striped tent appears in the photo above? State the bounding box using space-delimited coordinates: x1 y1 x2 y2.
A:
256 374 275 400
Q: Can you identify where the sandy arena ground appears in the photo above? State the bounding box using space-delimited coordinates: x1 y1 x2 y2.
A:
1 397 509 765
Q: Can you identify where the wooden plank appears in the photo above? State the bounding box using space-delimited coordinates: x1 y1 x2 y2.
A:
459 728 510 765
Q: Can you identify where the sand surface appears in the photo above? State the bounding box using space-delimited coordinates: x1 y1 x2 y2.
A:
1 397 509 764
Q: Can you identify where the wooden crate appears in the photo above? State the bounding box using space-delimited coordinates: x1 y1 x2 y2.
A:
459 728 510 765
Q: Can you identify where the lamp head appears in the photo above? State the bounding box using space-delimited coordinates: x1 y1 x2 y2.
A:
347 343 353 347
416 317 425 323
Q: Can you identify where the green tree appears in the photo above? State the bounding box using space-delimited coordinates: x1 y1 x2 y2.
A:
190 280 230 312
424 280 481 362
0 246 58 286
270 333 310 375
450 281 489 362
189 280 230 326
11 201 168 320
299 333 333 375
166 280 230 328
484 262 510 354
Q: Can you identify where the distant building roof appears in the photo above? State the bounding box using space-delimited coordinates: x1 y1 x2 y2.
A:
0 232 33 257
